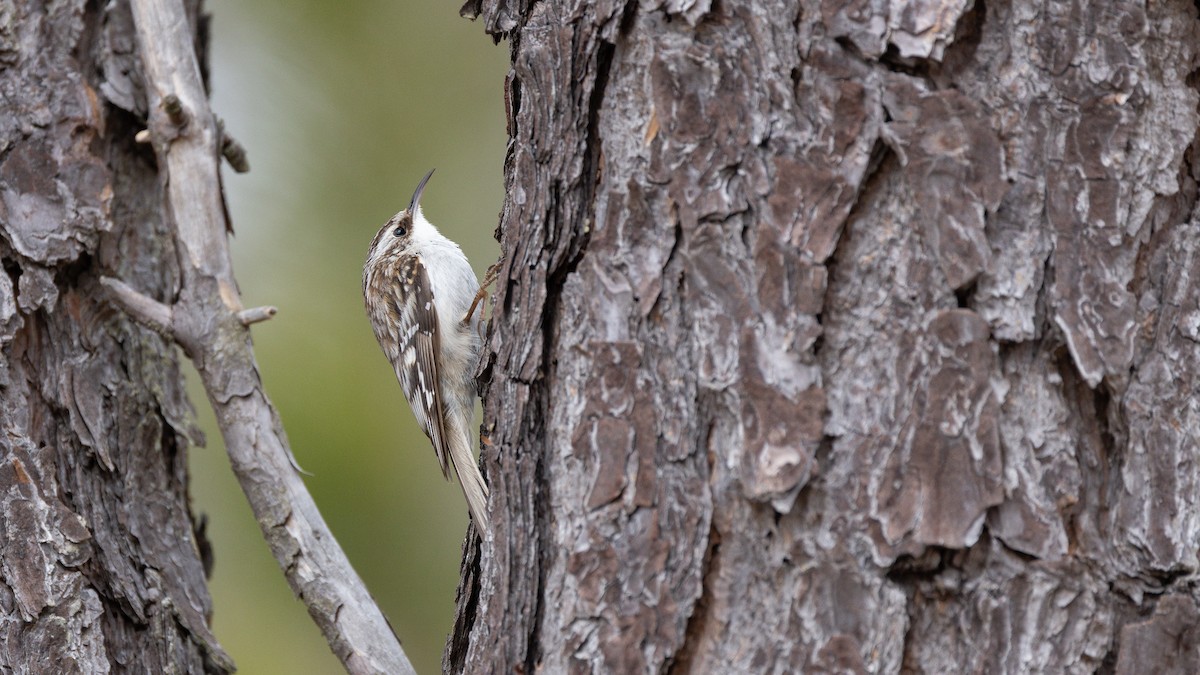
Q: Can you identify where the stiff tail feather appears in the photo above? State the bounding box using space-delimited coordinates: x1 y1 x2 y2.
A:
447 425 490 534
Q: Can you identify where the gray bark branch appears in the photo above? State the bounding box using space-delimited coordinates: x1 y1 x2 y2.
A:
114 1 414 673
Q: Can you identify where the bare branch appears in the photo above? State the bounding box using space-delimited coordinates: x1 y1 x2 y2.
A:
125 1 415 673
217 117 251 173
161 93 189 127
237 305 277 326
99 277 174 337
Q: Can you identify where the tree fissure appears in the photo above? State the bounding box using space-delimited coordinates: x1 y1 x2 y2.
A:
665 520 719 674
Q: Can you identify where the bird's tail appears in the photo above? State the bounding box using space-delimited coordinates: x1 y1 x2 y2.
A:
447 421 490 535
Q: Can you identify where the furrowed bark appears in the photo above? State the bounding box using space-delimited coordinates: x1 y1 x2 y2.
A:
0 0 227 670
450 0 1200 672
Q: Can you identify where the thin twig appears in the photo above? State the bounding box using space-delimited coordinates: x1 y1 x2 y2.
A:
216 117 251 173
237 305 277 326
123 1 415 673
99 277 174 337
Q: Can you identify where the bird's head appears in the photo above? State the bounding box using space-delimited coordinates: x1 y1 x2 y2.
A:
366 168 435 265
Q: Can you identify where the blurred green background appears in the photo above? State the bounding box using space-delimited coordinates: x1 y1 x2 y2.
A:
191 2 508 673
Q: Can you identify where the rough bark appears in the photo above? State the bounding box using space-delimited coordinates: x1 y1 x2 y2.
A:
1 1 412 673
452 0 1200 672
0 0 229 671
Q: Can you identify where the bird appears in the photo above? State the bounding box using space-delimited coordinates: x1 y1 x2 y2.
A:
362 169 490 533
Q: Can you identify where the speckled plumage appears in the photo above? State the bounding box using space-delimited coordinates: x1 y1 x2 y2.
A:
362 170 489 532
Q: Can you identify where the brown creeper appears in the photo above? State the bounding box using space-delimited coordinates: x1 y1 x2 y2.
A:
362 169 490 533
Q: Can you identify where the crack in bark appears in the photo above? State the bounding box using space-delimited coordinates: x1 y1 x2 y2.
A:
521 399 552 675
665 502 720 674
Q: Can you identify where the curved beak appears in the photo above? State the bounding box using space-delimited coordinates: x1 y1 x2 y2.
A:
408 168 436 213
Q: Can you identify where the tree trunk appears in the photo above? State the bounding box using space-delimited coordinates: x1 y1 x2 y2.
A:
453 0 1200 672
0 0 230 671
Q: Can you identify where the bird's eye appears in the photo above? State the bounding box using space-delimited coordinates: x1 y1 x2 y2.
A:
393 226 407 237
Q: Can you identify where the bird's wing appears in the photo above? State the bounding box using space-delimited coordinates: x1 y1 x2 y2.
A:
395 254 452 479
